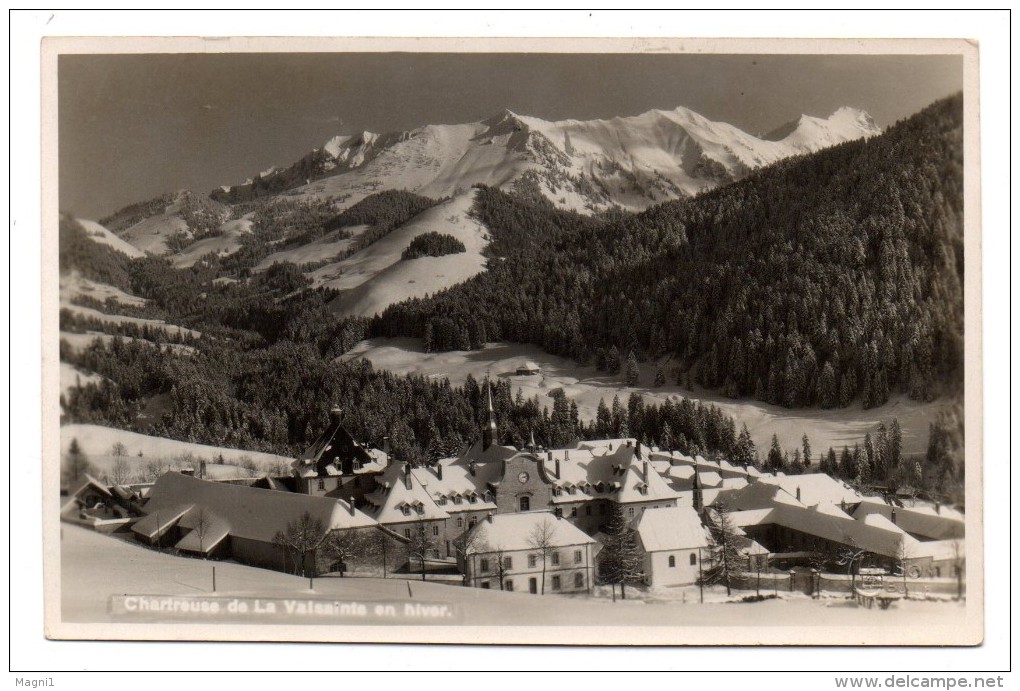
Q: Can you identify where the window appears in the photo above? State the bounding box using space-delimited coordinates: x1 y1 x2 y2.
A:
552 575 561 591
668 555 676 568
574 572 584 588
503 556 513 570
469 518 477 529
454 495 462 504
401 506 410 516
570 507 578 517
468 494 476 504
480 582 490 589
519 496 530 512
480 558 490 573
438 496 447 506
456 517 463 528
528 554 536 568
432 525 439 537
416 505 424 515
404 528 411 538
573 550 582 564
585 505 592 516
505 580 514 592
551 552 560 566
628 507 635 517
690 553 697 566
317 479 325 490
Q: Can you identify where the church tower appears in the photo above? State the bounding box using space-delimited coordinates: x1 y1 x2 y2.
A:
482 381 498 450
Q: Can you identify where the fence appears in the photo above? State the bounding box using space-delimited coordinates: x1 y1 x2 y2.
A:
728 570 965 598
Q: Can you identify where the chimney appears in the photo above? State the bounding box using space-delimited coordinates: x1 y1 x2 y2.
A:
555 457 561 479
383 436 391 464
199 459 206 479
626 440 632 448
642 459 648 483
890 507 897 525
796 486 801 502
564 449 569 463
469 461 477 477
348 496 356 516
403 463 412 490
547 450 553 463
635 441 642 459
436 463 443 481
934 501 941 515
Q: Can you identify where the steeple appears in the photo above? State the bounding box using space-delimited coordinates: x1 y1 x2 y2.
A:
482 380 498 450
692 469 704 514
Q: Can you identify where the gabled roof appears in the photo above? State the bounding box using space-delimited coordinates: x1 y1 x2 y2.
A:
851 499 965 540
713 481 803 512
362 463 450 524
758 473 875 507
634 506 712 552
72 474 113 499
463 511 595 554
412 462 498 513
132 472 375 544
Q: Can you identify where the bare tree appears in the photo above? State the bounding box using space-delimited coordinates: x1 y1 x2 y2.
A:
272 511 327 577
238 454 259 477
527 517 558 595
110 456 132 486
319 529 368 577
835 536 869 593
406 517 438 582
111 441 128 459
949 539 965 601
144 458 167 482
893 538 918 598
191 507 213 558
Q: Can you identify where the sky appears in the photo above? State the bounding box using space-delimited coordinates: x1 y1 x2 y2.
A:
59 52 963 220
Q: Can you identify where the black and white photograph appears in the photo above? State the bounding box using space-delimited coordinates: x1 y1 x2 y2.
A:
15 13 1008 675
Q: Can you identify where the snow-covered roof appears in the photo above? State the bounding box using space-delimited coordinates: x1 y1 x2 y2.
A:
463 511 595 554
362 463 451 524
758 473 875 507
132 472 375 544
851 499 965 541
634 505 712 552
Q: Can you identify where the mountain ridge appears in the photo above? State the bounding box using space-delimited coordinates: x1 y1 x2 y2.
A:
210 104 881 212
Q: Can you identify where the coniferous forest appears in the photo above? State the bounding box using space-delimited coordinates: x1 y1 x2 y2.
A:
374 95 964 411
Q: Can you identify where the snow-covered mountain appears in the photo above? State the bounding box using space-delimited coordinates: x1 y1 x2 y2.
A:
215 104 881 212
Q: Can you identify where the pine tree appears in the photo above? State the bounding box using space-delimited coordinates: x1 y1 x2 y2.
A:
653 365 666 388
802 434 812 471
766 434 784 473
599 503 642 600
889 418 903 472
624 351 640 386
703 503 743 596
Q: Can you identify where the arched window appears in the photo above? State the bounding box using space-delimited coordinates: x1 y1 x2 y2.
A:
519 496 530 512
668 555 676 568
690 553 697 566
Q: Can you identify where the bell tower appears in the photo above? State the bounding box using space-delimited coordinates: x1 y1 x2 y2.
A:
482 380 498 450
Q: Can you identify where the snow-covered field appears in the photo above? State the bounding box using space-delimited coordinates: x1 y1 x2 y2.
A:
319 191 490 318
342 338 940 455
60 272 147 308
171 217 253 268
60 424 293 477
57 524 970 644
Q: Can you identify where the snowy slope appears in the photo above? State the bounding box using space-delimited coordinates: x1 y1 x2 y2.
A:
75 219 145 258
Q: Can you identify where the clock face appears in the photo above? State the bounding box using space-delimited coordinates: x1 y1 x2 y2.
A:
518 471 530 484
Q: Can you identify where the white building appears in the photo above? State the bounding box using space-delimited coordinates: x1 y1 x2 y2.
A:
633 505 713 587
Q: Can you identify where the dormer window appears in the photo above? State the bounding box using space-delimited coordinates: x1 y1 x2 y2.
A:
416 505 425 515
438 496 447 506
401 505 410 516
468 494 476 504
568 487 576 495
454 495 462 505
